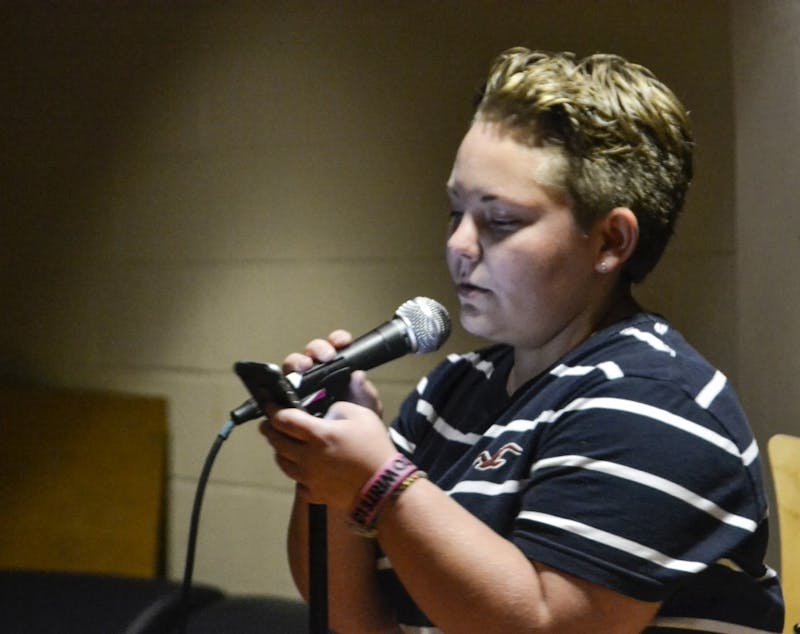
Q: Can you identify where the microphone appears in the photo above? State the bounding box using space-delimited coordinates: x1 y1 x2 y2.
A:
230 297 451 423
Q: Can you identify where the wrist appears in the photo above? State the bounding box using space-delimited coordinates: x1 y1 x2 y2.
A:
349 452 427 537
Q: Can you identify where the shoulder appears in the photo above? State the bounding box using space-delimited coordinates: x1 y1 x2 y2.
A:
556 313 740 413
511 313 766 506
506 312 759 469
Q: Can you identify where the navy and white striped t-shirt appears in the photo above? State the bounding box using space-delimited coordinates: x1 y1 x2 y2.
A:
379 312 784 633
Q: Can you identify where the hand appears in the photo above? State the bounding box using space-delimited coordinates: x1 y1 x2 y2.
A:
260 401 397 509
282 330 383 417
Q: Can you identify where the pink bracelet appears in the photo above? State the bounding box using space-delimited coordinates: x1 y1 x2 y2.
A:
350 452 419 535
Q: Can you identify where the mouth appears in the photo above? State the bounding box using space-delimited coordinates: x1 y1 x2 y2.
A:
456 281 489 298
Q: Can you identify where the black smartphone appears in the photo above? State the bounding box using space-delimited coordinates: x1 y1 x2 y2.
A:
234 361 303 410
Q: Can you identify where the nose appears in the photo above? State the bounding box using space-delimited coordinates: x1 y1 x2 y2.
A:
447 213 481 261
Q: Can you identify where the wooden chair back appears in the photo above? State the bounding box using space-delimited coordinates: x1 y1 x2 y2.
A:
768 433 800 633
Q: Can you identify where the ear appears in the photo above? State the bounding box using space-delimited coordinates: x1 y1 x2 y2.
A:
593 207 639 275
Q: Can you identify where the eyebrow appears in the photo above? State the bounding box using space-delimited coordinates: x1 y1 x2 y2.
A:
446 185 498 204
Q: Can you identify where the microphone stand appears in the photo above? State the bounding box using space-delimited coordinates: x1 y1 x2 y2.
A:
230 392 331 632
231 297 450 634
308 503 328 634
301 375 353 633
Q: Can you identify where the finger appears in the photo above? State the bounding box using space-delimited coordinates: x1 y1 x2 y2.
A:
282 351 314 374
323 399 365 421
303 337 339 363
269 407 320 441
262 421 321 484
274 453 304 482
274 450 319 505
261 420 301 455
327 329 353 349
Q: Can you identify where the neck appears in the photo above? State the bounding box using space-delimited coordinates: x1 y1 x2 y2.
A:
506 285 640 394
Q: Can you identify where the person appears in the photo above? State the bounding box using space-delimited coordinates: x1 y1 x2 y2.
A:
260 48 785 633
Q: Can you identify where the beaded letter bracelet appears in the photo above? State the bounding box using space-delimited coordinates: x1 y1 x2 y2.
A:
349 452 427 537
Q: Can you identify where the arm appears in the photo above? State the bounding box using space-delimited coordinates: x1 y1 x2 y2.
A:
376 475 660 633
285 490 396 633
266 403 661 633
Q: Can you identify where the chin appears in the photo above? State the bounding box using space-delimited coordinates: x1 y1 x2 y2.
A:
459 313 498 343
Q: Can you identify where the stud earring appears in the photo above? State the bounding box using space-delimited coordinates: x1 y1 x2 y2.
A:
598 261 609 274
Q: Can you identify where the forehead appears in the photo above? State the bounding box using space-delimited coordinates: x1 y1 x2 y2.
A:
447 121 567 204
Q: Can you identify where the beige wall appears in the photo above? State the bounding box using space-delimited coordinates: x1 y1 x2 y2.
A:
2 2 746 596
733 0 800 447
732 0 800 570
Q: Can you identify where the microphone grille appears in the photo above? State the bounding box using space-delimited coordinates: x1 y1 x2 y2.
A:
396 297 452 354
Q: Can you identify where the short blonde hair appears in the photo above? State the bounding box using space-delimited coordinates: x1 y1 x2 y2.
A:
475 48 694 283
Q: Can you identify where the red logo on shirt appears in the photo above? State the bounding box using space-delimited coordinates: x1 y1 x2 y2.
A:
474 442 523 470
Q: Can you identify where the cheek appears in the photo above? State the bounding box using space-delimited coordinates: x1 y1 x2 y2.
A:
494 241 579 300
491 252 541 301
497 234 553 276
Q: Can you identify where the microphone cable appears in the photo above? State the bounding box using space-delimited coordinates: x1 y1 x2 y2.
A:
176 418 235 634
163 297 449 632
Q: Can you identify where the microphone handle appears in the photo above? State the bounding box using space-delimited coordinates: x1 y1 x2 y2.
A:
294 318 412 397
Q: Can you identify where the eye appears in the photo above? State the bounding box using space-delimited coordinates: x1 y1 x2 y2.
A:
448 210 464 229
488 216 520 232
